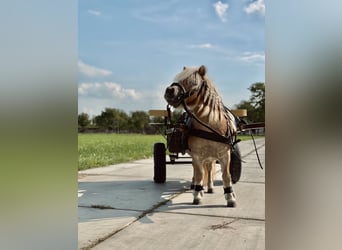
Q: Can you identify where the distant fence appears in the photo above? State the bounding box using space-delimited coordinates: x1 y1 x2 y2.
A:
78 125 158 134
239 128 265 136
78 127 112 133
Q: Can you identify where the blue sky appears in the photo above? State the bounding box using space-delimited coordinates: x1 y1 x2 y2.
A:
78 0 264 116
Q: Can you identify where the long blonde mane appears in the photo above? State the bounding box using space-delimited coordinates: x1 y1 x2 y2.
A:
174 66 237 134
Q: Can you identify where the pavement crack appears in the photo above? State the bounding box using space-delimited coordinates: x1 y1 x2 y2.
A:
90 204 115 210
79 192 185 249
158 210 265 222
208 218 239 230
78 204 144 213
136 192 183 218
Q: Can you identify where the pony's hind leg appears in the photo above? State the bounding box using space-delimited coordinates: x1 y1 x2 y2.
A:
224 186 237 207
220 152 237 207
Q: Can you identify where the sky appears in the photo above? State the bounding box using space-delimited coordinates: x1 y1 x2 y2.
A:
78 0 265 116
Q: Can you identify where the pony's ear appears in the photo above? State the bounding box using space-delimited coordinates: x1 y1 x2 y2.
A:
183 66 186 70
198 65 207 77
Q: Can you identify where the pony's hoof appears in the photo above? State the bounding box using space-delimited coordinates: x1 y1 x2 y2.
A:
190 184 195 190
193 198 201 205
207 188 214 193
227 200 237 207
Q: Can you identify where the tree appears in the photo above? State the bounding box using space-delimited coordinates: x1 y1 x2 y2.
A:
235 82 265 123
249 82 265 110
93 108 129 132
129 111 149 133
78 113 90 128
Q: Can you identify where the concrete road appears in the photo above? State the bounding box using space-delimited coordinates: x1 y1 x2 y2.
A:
78 138 265 250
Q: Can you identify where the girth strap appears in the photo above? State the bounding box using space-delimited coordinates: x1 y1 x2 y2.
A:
188 128 234 145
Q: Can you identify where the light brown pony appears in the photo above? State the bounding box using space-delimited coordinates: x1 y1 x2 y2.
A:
164 65 237 207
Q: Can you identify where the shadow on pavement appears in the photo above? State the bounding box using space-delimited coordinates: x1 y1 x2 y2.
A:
78 179 191 223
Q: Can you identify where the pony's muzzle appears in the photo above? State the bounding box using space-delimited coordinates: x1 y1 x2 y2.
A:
165 86 177 97
164 86 182 107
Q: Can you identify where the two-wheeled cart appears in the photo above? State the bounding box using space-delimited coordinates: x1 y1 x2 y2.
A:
148 106 254 184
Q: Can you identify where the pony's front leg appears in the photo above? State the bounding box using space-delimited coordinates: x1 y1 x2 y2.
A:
220 152 237 207
192 159 204 205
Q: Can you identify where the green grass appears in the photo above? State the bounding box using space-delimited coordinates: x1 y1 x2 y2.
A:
78 133 264 171
78 133 165 171
236 134 264 141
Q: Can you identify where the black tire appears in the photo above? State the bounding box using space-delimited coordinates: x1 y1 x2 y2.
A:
153 143 166 183
230 144 242 184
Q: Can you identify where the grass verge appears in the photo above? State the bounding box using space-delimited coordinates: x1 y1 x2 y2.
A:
78 134 164 171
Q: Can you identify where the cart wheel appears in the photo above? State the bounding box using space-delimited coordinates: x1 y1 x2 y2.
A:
230 144 242 184
153 143 166 183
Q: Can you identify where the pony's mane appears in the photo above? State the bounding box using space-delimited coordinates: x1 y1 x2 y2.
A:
173 66 237 133
174 67 199 82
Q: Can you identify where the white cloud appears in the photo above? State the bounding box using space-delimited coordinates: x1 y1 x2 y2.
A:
78 83 165 115
239 52 265 62
78 82 140 99
78 60 112 77
244 0 265 16
104 82 140 99
213 1 229 22
188 43 213 49
88 9 101 16
78 83 97 95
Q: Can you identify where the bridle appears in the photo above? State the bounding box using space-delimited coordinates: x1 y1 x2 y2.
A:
169 79 206 107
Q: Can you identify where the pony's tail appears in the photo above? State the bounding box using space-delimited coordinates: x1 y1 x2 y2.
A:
203 164 208 187
202 161 216 187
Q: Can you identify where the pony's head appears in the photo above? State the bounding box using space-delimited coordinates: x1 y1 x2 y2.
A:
164 65 207 108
